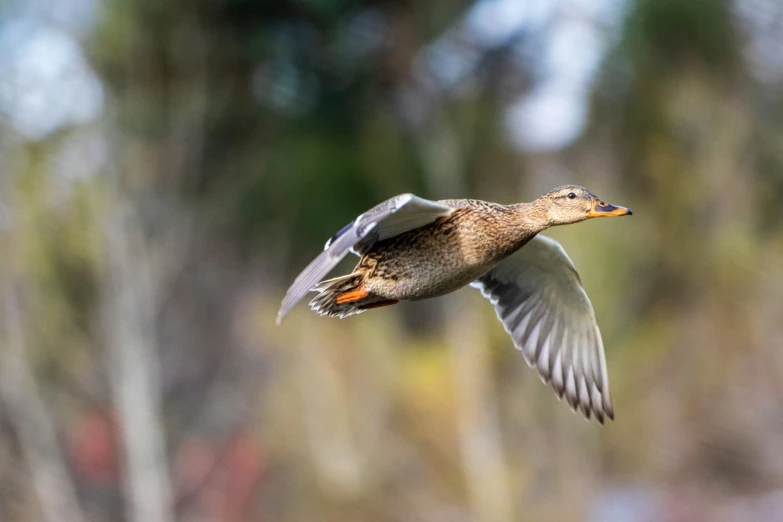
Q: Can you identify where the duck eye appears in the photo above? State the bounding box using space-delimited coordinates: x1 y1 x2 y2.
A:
567 192 576 199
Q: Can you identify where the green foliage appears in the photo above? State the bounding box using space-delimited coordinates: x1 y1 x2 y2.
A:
622 0 739 74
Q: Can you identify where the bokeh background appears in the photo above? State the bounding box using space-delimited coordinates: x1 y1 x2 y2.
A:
1 0 783 521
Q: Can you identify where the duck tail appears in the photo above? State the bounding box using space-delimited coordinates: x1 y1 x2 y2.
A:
309 274 369 319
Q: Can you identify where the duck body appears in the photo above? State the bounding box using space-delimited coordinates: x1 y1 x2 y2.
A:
360 201 537 302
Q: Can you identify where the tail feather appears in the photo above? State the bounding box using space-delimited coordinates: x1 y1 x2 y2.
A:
309 274 367 319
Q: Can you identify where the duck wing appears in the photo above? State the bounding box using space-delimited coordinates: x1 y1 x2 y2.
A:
470 235 614 423
276 194 455 325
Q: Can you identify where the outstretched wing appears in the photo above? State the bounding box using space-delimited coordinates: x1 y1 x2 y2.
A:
276 194 454 325
471 235 614 423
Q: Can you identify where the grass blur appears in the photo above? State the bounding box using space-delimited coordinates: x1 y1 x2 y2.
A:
1 0 783 521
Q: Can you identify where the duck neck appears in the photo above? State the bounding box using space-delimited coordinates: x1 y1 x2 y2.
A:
492 201 547 250
509 201 551 233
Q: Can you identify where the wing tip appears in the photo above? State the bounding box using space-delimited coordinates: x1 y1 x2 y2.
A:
575 405 614 425
592 404 615 425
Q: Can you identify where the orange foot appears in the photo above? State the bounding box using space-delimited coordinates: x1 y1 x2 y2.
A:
335 284 369 304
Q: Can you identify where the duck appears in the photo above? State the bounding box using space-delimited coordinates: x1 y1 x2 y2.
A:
276 185 632 423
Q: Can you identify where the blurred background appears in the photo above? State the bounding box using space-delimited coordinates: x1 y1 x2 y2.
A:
1 0 783 520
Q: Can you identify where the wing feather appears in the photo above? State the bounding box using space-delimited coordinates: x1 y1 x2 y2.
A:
471 234 614 423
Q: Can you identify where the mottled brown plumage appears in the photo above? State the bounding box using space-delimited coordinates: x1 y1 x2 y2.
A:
359 201 537 304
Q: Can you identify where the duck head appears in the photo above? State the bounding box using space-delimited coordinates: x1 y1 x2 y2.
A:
536 185 632 226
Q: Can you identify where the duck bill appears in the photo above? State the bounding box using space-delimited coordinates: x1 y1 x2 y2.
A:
587 197 633 218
